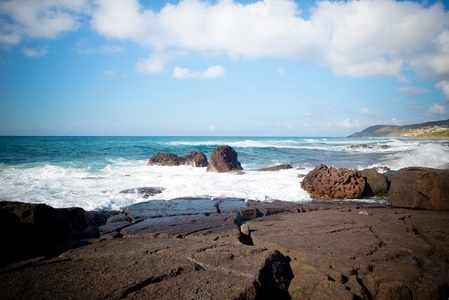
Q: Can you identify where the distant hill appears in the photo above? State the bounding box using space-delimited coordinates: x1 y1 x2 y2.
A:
350 119 449 138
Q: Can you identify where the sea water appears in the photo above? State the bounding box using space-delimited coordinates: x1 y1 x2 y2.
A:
1 136 448 211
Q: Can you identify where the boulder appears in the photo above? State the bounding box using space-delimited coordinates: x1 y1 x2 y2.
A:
183 151 208 167
258 164 293 172
389 167 449 210
361 168 389 197
0 201 107 266
147 151 208 167
206 145 243 173
300 164 365 199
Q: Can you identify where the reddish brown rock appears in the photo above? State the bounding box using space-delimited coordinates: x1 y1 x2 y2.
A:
301 164 365 199
147 151 208 167
206 145 243 173
389 167 449 210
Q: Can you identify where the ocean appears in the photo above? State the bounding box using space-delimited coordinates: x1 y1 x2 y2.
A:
1 136 448 211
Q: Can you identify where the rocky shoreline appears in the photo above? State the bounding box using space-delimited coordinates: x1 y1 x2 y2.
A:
1 199 448 299
1 146 449 299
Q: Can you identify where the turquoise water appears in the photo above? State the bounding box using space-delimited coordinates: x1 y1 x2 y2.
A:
1 136 448 210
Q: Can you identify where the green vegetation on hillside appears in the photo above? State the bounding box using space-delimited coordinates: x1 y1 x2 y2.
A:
350 119 449 139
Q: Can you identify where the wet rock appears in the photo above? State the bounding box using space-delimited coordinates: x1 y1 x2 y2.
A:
0 201 107 266
147 151 208 167
361 168 389 197
389 167 449 210
206 145 243 173
258 164 293 172
301 164 365 199
120 187 164 198
183 151 208 167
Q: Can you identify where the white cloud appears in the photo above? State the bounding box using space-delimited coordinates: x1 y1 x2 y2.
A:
89 0 449 80
359 108 376 116
277 67 286 76
396 86 429 96
136 54 166 74
21 45 48 57
436 81 449 101
429 103 447 114
172 65 225 80
317 101 330 106
391 118 403 125
77 44 122 55
104 70 116 78
335 119 361 129
0 0 88 46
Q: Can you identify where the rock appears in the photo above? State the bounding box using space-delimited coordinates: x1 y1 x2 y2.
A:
147 152 183 166
120 187 164 198
346 144 391 151
258 164 293 172
147 151 208 167
361 168 389 197
246 208 449 299
183 151 208 167
389 167 449 210
206 145 243 173
0 237 293 300
0 201 107 266
300 164 365 199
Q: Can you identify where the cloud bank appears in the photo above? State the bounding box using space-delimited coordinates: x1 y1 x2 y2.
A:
1 0 449 87
89 0 449 81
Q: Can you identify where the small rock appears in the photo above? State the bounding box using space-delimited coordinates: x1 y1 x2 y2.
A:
258 164 293 172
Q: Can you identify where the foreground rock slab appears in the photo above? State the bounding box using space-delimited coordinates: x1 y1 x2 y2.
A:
1 237 292 300
246 208 449 299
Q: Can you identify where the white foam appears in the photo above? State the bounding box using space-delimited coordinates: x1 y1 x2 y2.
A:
0 160 312 211
381 143 449 170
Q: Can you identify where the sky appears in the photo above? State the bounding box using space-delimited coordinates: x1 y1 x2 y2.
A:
1 0 449 136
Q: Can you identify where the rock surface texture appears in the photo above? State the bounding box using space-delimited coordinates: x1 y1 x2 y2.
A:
247 208 449 300
206 145 243 173
389 167 449 210
147 151 208 167
301 164 366 199
2 200 448 300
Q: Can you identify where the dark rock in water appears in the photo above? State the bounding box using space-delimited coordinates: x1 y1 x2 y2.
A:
301 164 365 199
206 145 243 173
183 151 208 167
120 187 164 198
0 201 107 266
258 164 293 172
390 167 449 210
345 144 391 151
147 152 184 166
147 151 208 167
361 168 389 197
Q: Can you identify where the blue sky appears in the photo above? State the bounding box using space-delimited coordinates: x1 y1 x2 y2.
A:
1 0 449 136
